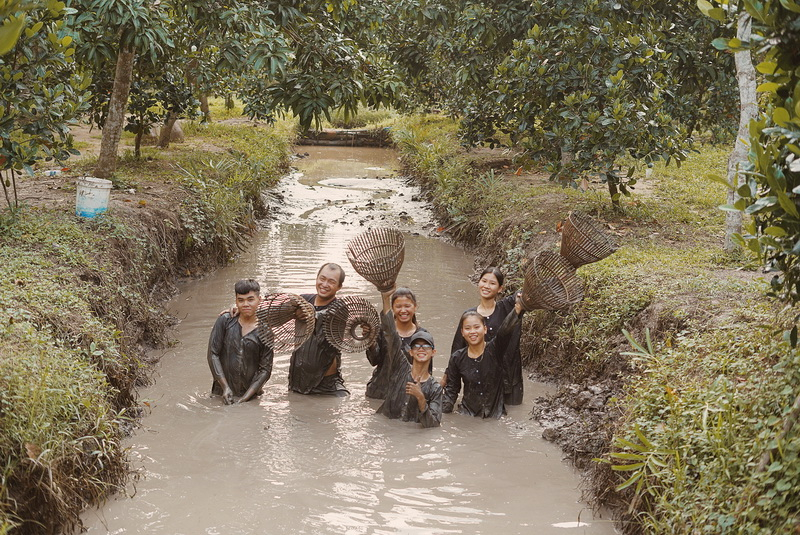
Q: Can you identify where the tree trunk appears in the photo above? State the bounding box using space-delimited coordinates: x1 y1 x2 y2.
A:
608 180 620 210
95 47 136 179
157 112 178 149
200 94 210 121
134 130 143 159
724 13 758 252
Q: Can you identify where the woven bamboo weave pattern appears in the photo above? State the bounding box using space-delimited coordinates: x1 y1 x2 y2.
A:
323 296 380 353
520 251 585 311
346 227 405 292
255 293 316 352
560 210 617 268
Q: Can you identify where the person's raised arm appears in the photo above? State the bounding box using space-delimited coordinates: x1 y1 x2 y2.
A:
378 286 406 374
207 316 234 404
365 327 386 366
492 294 524 358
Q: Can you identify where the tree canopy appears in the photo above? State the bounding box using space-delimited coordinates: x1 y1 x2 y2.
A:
3 0 742 199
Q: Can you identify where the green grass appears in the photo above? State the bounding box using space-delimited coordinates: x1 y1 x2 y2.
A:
323 105 399 129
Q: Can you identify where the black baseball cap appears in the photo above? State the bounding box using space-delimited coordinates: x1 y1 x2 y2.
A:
409 331 435 349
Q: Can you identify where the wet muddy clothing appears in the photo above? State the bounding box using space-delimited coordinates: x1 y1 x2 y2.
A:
451 294 523 406
207 313 273 398
443 308 521 419
376 311 442 427
288 294 349 396
366 324 430 399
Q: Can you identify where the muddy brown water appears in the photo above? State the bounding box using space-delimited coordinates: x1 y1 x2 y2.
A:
80 147 617 534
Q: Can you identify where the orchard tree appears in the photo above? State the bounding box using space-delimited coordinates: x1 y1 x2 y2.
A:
166 1 293 128
66 0 171 179
492 0 694 204
239 0 404 130
369 0 537 128
729 1 800 305
366 0 736 205
0 0 89 210
699 0 758 252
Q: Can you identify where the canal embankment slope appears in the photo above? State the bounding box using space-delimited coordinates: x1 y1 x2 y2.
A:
391 115 799 534
0 117 293 534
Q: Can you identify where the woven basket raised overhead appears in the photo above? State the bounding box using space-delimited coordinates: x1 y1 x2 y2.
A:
520 251 585 311
255 293 316 352
560 210 617 268
346 227 405 292
323 296 380 353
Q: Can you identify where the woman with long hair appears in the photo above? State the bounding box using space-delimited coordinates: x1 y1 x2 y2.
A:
365 287 430 399
442 297 523 419
372 285 442 428
446 267 524 405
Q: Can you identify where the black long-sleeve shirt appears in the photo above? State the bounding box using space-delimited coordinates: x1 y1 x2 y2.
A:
443 308 521 419
366 324 430 399
376 311 442 428
207 314 273 397
287 294 344 394
451 293 523 405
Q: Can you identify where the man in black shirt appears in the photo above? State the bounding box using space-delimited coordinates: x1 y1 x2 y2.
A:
207 279 274 404
288 263 350 396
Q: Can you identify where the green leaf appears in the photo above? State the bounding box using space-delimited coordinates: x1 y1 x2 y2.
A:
610 452 648 461
773 107 791 126
615 471 642 491
779 0 800 13
764 226 788 237
711 37 728 50
634 426 655 449
757 82 781 93
0 15 26 55
719 204 741 212
706 173 733 189
611 461 646 471
615 437 648 453
744 196 778 214
708 7 726 20
756 60 778 74
697 0 714 16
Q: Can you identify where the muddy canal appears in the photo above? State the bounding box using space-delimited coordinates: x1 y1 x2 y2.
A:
80 147 617 534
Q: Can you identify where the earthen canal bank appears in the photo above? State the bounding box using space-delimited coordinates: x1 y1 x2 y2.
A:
1 121 622 534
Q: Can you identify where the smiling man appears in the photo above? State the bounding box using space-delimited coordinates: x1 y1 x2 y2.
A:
207 279 274 404
287 263 350 396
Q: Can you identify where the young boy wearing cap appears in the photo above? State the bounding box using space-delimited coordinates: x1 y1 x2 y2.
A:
374 286 442 428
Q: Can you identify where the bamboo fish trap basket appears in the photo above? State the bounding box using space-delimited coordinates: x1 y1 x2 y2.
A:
323 296 380 353
346 227 405 292
255 293 316 352
520 251 585 311
560 210 617 268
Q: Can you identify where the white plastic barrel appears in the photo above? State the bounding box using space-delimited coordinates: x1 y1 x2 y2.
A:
75 177 112 218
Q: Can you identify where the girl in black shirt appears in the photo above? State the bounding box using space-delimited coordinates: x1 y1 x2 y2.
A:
448 267 524 405
443 296 522 419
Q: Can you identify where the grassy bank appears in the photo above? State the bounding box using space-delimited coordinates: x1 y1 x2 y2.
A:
0 119 291 534
391 115 800 533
